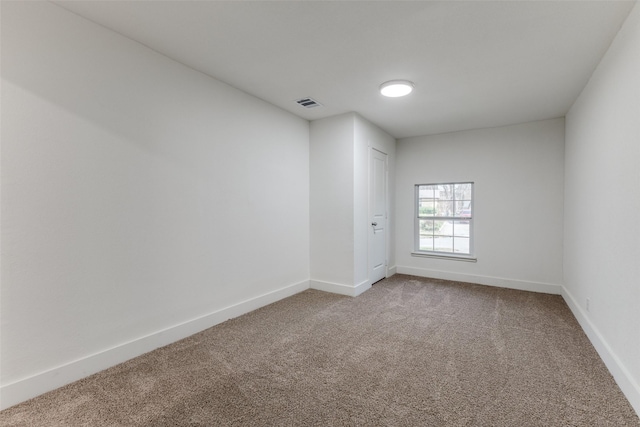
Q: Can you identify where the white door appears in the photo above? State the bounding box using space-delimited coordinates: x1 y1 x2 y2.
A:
369 148 387 285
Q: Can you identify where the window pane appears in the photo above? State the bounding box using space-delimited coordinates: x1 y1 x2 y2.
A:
419 219 434 234
435 200 453 216
434 236 453 252
455 200 472 217
455 183 472 200
419 236 434 251
418 201 436 217
433 220 449 236
452 220 470 237
418 185 435 199
453 237 470 254
437 184 453 200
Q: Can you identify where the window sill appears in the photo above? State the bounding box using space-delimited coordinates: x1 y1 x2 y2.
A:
411 252 477 262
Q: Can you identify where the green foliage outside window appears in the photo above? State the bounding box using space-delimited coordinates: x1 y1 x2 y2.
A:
419 206 436 216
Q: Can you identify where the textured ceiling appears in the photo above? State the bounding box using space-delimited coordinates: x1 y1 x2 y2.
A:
55 1 635 138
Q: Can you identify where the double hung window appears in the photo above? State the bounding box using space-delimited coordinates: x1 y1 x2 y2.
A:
415 182 474 259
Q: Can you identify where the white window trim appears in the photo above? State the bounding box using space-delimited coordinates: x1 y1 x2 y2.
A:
413 182 476 261
411 252 477 262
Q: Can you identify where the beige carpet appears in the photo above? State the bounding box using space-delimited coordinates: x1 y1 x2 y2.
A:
1 274 638 426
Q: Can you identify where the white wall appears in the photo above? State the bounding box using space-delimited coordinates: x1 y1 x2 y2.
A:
396 119 565 293
564 1 640 414
309 114 355 288
310 113 395 296
1 1 310 408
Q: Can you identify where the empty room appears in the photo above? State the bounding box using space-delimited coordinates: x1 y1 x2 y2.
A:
1 1 639 425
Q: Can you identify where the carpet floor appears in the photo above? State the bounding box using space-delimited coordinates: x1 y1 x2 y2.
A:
1 274 638 426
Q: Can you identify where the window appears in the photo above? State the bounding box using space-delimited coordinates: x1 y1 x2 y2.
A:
414 182 475 260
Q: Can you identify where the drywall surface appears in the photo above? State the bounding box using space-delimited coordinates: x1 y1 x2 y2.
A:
353 114 396 286
309 114 355 287
564 1 640 414
1 1 309 407
396 119 565 292
310 113 395 294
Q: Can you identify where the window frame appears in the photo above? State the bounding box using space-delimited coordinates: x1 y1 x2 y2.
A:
412 182 477 262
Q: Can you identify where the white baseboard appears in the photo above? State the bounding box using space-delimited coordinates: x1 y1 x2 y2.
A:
309 279 371 297
387 265 397 277
0 279 310 411
395 265 562 295
353 280 371 296
561 287 640 417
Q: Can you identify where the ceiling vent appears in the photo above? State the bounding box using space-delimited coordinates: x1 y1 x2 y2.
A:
295 97 322 109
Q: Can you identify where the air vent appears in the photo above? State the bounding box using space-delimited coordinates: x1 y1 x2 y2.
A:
295 97 322 109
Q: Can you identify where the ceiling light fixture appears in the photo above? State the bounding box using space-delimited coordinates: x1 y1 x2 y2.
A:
379 80 414 97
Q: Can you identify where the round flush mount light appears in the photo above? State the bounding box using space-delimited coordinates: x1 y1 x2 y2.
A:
379 80 414 97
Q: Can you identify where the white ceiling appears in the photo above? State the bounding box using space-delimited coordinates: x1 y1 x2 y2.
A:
54 0 635 139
